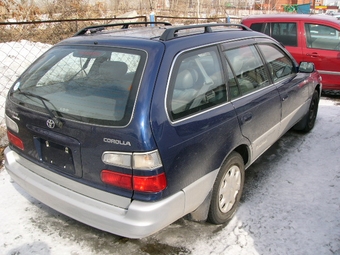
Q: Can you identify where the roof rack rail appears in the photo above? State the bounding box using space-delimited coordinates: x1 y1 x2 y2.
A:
159 23 251 41
74 21 172 36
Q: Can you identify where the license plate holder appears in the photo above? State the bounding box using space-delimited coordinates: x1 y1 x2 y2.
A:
40 139 75 175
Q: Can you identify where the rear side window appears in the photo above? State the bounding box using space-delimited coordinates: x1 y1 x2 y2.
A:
10 46 146 126
258 44 295 82
223 44 270 97
167 46 226 121
305 23 340 50
250 22 298 47
249 23 263 33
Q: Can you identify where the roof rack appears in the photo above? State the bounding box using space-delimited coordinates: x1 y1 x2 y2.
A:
74 21 172 36
159 23 251 41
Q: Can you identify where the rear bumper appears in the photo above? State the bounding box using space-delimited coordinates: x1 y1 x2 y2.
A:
4 147 186 238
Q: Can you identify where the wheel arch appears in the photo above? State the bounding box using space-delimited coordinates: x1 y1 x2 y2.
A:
233 144 250 168
187 143 250 222
315 84 322 99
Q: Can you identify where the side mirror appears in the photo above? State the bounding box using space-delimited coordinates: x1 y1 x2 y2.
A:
299 62 315 73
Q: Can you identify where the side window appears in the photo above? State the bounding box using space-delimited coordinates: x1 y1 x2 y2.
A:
250 23 266 33
250 23 271 36
271 22 298 47
250 22 297 47
305 23 340 50
223 45 270 96
168 47 226 121
258 44 295 82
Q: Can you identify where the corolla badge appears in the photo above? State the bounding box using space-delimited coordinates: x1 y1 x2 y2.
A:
46 119 55 129
103 138 131 146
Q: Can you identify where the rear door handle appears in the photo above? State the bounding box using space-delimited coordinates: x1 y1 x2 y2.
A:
282 94 289 101
242 112 253 123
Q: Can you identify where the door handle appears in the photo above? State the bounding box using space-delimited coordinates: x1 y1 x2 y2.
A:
306 52 319 58
282 94 289 101
242 112 253 123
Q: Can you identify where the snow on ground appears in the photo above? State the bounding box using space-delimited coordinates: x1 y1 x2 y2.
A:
0 41 339 255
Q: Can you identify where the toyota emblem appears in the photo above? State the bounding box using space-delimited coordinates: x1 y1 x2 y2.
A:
46 119 55 129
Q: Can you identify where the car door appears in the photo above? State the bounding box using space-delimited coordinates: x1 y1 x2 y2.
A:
302 22 340 90
222 42 281 162
257 43 310 135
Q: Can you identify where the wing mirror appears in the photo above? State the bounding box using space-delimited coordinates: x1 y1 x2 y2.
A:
299 62 315 73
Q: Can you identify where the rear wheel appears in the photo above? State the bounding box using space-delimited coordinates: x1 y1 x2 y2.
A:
207 152 245 224
296 90 319 132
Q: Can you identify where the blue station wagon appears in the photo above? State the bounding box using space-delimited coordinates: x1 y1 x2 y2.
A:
4 22 322 238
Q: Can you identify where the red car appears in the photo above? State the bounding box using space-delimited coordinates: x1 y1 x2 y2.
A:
242 14 340 91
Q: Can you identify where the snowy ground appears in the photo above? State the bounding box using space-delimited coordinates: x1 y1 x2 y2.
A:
0 41 340 255
1 96 339 255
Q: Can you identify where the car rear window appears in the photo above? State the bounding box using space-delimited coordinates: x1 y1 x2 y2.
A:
10 45 146 126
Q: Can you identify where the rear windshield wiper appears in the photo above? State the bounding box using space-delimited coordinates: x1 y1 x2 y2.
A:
17 90 63 128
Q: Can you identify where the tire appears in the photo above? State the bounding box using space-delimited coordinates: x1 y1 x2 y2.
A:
207 152 245 224
295 90 319 133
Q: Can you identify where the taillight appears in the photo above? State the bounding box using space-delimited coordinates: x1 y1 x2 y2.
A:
133 173 167 192
5 114 19 133
7 130 24 150
101 150 167 193
133 151 162 170
102 150 162 170
101 170 132 190
100 170 167 193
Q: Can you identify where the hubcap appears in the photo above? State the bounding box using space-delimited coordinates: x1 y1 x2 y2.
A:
218 165 241 213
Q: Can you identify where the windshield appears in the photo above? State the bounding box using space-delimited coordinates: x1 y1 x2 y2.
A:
10 45 147 126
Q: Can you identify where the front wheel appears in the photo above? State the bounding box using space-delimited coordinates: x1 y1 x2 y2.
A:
207 152 245 224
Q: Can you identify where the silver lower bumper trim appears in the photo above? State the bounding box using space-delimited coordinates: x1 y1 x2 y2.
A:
4 147 186 238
